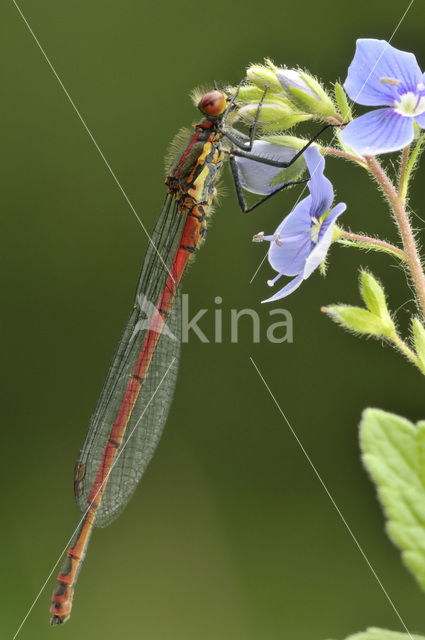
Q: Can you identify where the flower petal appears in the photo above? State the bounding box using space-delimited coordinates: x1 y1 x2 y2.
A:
304 203 346 278
340 108 414 155
414 112 425 128
261 273 304 303
344 39 422 106
234 140 301 195
268 234 312 277
304 147 334 216
318 202 347 238
275 195 312 236
267 195 313 276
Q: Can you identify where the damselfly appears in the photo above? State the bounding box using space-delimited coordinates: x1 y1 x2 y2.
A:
50 84 328 624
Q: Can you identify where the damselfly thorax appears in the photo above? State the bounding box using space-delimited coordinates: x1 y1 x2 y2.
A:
166 94 234 243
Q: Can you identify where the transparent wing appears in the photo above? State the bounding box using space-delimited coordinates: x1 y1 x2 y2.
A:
74 195 185 527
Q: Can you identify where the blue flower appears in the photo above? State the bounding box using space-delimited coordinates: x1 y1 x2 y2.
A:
340 39 425 155
254 146 346 302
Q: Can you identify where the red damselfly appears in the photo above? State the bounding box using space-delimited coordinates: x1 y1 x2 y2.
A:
50 84 329 624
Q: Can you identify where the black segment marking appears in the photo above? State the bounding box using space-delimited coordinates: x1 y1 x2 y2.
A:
188 211 205 221
53 582 68 597
157 307 170 317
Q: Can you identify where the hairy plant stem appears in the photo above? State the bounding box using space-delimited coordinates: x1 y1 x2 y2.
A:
337 230 406 261
366 155 425 319
390 332 425 374
321 146 368 168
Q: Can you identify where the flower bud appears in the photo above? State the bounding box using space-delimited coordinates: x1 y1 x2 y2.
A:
237 85 269 103
239 100 311 131
276 68 337 118
246 64 282 93
276 69 318 98
262 134 308 151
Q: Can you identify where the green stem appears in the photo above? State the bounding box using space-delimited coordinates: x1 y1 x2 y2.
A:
337 229 406 261
389 331 425 375
366 156 425 319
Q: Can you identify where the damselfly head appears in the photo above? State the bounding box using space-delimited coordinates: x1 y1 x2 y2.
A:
197 90 227 117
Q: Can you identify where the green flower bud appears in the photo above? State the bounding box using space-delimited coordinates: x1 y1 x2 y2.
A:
276 68 337 118
412 317 425 369
322 305 395 337
257 115 312 133
261 134 309 151
239 101 311 131
236 85 268 103
246 64 282 93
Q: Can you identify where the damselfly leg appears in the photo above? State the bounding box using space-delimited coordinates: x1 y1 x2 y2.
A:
229 158 308 214
230 122 340 164
224 88 344 212
221 85 270 150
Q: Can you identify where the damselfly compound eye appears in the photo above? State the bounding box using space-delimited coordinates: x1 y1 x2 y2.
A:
198 90 227 116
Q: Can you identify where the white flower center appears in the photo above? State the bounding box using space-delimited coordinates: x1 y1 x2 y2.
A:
394 90 425 117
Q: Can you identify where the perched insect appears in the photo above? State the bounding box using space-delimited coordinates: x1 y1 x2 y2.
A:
50 84 325 624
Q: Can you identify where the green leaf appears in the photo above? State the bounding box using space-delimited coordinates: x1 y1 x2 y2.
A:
360 408 425 591
412 317 425 369
334 82 352 121
417 422 425 487
323 305 391 336
360 271 393 329
400 133 425 200
328 628 425 640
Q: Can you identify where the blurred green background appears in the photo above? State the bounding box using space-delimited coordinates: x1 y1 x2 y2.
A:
2 1 425 638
